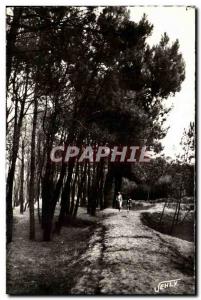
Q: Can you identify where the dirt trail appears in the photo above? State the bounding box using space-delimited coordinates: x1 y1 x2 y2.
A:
71 208 195 295
7 207 195 295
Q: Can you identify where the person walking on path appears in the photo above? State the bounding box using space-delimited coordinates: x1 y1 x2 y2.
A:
116 192 123 212
126 198 132 212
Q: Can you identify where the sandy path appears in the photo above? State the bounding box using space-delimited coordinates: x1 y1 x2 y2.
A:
71 208 195 295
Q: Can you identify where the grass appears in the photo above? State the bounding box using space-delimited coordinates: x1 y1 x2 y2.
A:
7 207 97 295
141 210 194 242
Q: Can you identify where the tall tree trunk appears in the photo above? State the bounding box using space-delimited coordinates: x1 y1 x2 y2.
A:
88 164 102 216
175 184 183 224
19 140 25 214
147 190 150 201
56 161 75 233
6 7 22 91
37 180 41 223
113 175 122 208
50 130 72 218
6 69 28 243
158 199 168 225
70 163 79 215
24 159 30 211
80 160 87 207
98 160 105 210
103 165 114 209
170 182 182 234
42 169 54 240
87 162 91 213
42 128 76 239
73 162 87 217
36 132 43 223
28 96 38 240
13 178 20 207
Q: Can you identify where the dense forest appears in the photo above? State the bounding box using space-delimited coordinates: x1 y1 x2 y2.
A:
6 6 194 246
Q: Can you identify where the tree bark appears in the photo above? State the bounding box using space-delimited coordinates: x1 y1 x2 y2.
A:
56 161 75 232
6 69 28 243
103 165 114 209
28 96 38 240
6 7 22 91
70 163 79 215
19 140 25 214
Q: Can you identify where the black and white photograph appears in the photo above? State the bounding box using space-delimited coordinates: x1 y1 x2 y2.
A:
6 5 196 295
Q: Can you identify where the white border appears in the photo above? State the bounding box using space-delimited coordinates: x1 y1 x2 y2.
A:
0 1 200 299
1 0 201 6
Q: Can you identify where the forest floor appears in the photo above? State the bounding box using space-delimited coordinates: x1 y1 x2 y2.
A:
7 204 195 295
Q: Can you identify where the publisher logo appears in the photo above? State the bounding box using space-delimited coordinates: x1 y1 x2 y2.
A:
154 279 181 293
50 145 151 163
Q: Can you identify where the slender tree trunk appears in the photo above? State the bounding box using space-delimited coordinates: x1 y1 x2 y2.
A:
50 133 73 218
87 162 91 213
19 140 25 214
89 164 96 215
113 177 119 209
70 163 79 215
6 7 22 91
158 199 168 225
42 169 54 240
175 197 182 224
147 190 150 201
24 159 30 211
50 162 67 218
175 184 183 224
80 160 87 207
28 96 38 240
170 199 179 234
103 165 114 209
98 161 105 210
73 162 87 217
170 183 182 233
13 177 20 207
88 163 103 216
6 71 28 243
56 161 75 232
36 132 43 223
37 181 41 223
